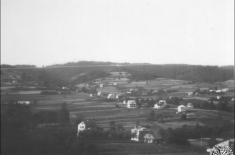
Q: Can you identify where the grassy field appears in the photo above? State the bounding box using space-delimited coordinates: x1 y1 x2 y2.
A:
97 86 124 94
89 139 207 155
123 79 196 94
1 88 233 155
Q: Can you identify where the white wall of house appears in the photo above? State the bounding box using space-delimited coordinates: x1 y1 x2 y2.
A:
107 94 115 99
77 122 86 134
131 126 148 141
153 100 167 109
127 100 137 108
178 105 186 112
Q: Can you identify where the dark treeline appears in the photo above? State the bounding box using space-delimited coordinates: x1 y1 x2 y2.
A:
121 64 234 83
1 102 98 155
1 64 36 68
2 62 234 86
46 61 116 67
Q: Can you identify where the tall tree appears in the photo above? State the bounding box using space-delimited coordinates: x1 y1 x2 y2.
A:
57 102 70 126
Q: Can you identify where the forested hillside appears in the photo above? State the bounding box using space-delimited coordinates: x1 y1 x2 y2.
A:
1 62 234 86
121 64 234 83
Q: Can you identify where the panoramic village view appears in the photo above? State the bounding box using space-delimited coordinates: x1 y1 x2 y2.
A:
1 0 234 155
1 62 234 155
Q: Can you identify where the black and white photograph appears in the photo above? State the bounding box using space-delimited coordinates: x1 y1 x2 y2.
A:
1 0 234 155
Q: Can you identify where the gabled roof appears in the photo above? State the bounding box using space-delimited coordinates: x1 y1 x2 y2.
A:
144 132 162 139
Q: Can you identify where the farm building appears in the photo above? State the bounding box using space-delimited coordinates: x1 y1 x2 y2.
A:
131 126 149 141
216 90 222 93
143 132 162 144
127 100 137 108
153 100 167 109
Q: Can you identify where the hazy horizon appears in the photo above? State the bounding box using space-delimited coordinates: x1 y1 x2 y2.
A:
2 0 234 67
1 60 234 68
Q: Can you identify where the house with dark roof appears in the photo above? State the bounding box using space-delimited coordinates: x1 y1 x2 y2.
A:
143 132 163 144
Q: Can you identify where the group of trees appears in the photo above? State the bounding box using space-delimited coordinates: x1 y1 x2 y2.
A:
3 62 233 90
79 121 133 140
1 101 99 155
123 64 233 83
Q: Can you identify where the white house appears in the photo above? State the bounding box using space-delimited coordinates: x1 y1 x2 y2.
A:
127 100 137 108
107 94 115 99
216 90 222 93
222 88 229 92
153 100 167 109
177 105 186 113
188 92 193 96
77 121 86 135
115 95 120 99
97 91 102 96
100 84 104 88
217 96 222 100
131 126 149 141
186 103 194 108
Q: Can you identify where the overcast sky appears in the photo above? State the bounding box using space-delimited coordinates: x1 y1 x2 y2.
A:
1 0 234 67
